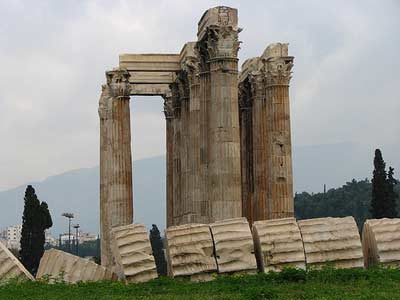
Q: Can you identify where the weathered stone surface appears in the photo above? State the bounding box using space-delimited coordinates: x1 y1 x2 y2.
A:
238 43 294 223
119 54 181 72
37 249 116 283
0 241 34 281
99 69 133 269
210 218 257 273
252 218 305 272
165 223 217 278
298 217 363 269
111 224 157 283
362 218 400 268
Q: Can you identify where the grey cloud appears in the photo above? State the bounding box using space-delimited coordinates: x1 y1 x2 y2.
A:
0 0 399 190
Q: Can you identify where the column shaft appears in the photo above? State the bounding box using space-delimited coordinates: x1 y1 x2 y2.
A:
208 58 242 221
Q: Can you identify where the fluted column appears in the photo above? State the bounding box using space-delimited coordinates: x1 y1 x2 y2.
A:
176 72 190 224
98 69 133 269
170 83 182 226
198 7 242 222
239 80 254 224
251 73 269 221
264 44 294 219
196 41 211 224
182 50 202 224
164 94 174 228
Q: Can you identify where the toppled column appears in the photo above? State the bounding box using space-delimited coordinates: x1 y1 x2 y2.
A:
252 218 305 272
99 69 133 269
298 217 364 269
37 249 116 283
197 6 242 222
362 218 400 268
263 44 294 219
0 241 34 281
210 217 257 274
165 223 217 281
111 224 157 283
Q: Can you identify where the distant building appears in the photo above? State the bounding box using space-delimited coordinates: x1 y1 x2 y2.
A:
58 231 98 246
6 224 22 250
79 232 98 243
45 230 57 247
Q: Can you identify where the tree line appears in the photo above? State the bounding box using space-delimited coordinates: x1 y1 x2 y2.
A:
295 149 399 230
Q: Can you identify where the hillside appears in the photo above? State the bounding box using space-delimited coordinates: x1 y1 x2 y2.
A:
0 142 397 235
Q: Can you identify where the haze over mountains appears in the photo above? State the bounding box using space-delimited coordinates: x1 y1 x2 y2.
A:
0 142 397 236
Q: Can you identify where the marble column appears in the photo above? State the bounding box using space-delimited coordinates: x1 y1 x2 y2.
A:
164 94 174 228
198 7 242 222
170 83 182 226
98 69 133 269
251 72 270 221
239 80 254 224
263 44 294 219
176 72 190 224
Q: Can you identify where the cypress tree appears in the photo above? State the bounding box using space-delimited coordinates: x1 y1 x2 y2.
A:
370 149 396 218
20 185 53 275
149 224 167 276
387 167 398 217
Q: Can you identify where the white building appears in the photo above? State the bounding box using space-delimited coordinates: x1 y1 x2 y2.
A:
6 224 22 250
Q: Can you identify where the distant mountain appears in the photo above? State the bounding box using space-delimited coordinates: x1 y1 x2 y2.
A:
0 143 397 235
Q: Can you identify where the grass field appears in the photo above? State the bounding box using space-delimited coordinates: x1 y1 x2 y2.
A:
1 268 400 300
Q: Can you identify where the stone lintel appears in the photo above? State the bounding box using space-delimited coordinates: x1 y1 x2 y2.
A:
197 6 238 40
130 83 171 96
129 72 176 84
119 54 181 72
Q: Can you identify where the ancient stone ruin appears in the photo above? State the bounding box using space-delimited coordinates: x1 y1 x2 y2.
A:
3 5 400 287
98 5 295 270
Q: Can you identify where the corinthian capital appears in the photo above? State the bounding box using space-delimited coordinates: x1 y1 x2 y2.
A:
264 57 294 86
262 43 294 86
105 69 131 98
197 6 241 61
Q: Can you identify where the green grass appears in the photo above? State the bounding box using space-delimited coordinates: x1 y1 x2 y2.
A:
1 268 400 300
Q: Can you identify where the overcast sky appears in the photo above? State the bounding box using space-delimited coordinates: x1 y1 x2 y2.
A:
0 0 399 191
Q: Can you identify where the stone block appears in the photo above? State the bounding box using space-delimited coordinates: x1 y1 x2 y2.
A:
111 223 157 283
0 241 34 281
210 217 257 274
252 218 305 272
298 216 363 269
362 218 400 268
37 249 116 283
165 223 217 279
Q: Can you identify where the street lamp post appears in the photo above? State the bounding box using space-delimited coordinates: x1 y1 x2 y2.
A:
73 224 80 256
61 213 74 253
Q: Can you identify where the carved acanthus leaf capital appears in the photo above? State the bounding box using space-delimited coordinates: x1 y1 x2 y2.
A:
205 26 241 60
264 57 294 86
105 69 131 98
98 69 131 120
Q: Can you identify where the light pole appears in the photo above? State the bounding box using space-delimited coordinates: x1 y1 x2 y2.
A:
61 213 74 253
73 224 80 256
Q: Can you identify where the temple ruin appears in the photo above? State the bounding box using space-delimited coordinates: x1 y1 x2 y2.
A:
98 6 295 268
